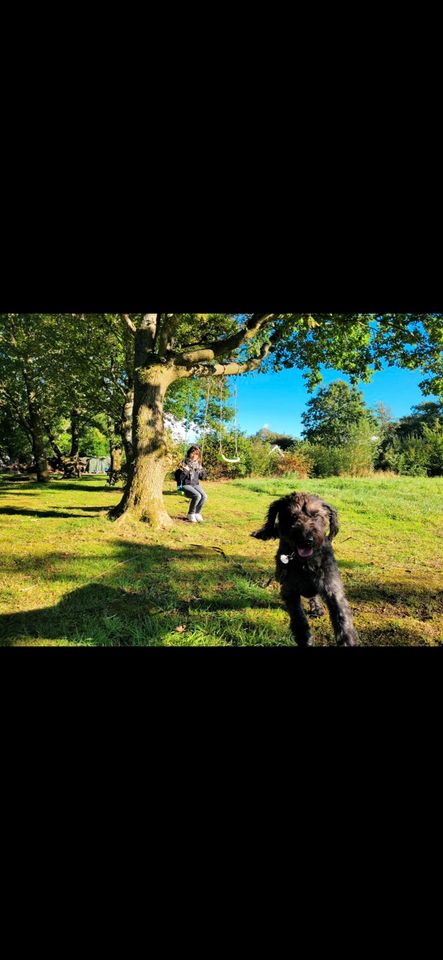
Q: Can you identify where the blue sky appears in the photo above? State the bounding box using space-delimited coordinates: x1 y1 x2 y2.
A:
233 365 438 439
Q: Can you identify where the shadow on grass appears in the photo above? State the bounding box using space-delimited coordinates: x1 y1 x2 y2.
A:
77 505 113 512
0 506 97 519
355 623 439 646
51 482 117 492
345 579 442 609
337 572 442 644
1 536 440 648
0 540 282 646
0 478 113 493
0 480 40 492
0 474 36 484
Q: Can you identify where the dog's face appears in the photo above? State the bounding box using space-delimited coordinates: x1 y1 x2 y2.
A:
252 492 339 558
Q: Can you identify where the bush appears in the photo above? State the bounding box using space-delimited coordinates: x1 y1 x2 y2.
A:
393 437 431 476
377 428 443 477
201 432 252 479
305 445 343 477
374 417 443 477
291 422 376 478
272 450 312 479
422 422 443 476
339 421 376 476
246 439 278 477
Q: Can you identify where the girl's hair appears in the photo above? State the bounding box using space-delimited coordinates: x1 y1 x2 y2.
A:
186 445 201 459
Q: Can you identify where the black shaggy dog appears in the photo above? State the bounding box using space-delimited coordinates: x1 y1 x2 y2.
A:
252 492 358 646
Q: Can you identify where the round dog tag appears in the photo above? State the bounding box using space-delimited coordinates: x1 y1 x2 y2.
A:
280 554 289 564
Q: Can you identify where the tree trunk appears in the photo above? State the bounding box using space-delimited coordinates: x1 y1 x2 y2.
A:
121 387 134 469
110 367 175 528
23 373 49 483
110 445 122 473
70 408 81 459
44 423 65 469
107 418 123 485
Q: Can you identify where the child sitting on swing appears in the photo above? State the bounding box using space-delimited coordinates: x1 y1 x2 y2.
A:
176 446 208 523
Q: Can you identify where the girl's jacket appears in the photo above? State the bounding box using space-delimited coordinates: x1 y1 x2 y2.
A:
176 459 208 488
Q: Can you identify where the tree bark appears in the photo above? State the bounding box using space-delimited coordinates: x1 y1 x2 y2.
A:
69 408 81 459
44 423 65 468
23 372 49 483
120 387 134 469
107 417 123 484
110 444 122 474
109 365 176 528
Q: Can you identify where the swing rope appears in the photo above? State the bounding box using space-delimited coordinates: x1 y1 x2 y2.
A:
199 378 212 460
195 374 241 464
219 375 240 463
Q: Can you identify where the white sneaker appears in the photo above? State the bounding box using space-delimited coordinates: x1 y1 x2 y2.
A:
187 514 197 522
195 515 204 522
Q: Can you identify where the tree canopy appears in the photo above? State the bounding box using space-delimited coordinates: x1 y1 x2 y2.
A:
301 380 375 447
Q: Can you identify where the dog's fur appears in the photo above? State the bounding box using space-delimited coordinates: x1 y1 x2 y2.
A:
252 492 358 646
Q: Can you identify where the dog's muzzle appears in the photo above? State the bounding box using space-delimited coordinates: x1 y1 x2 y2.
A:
293 533 315 559
296 546 314 558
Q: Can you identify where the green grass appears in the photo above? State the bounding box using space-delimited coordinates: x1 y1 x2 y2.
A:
0 473 442 646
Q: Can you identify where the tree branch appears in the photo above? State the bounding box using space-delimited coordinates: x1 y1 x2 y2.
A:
122 314 137 336
44 422 64 460
174 313 275 365
175 340 273 379
140 313 158 337
2 386 33 439
155 314 178 354
135 315 159 368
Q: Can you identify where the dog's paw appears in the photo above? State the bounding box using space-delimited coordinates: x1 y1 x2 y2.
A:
251 526 277 540
308 599 326 619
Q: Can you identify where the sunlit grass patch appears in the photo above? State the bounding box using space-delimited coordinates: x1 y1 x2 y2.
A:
1 474 442 646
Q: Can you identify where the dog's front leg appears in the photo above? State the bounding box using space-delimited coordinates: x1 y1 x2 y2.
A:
281 589 314 646
323 585 358 646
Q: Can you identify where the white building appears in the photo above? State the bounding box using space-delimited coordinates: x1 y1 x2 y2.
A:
164 413 199 443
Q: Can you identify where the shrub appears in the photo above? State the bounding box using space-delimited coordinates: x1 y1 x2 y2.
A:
272 450 312 478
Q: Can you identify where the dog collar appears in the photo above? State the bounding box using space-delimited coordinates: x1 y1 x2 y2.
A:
280 553 297 564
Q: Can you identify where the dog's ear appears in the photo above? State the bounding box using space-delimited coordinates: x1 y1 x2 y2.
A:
321 501 339 540
251 498 285 539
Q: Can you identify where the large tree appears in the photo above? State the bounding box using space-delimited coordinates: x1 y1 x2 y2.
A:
109 313 443 528
0 313 129 480
301 380 375 446
0 314 64 481
394 400 443 440
374 399 443 473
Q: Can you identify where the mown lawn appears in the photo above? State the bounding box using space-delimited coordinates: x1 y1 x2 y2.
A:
0 473 442 646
